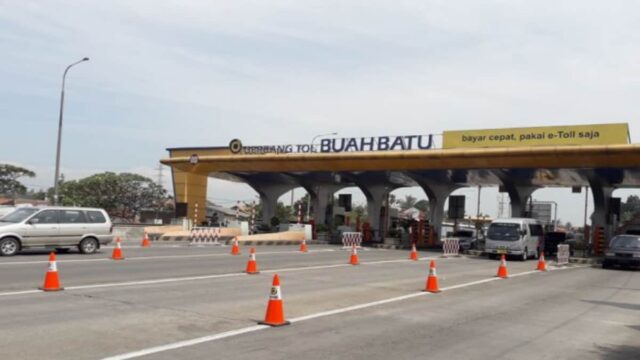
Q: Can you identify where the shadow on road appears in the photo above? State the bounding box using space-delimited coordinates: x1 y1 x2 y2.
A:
582 300 640 311
594 344 640 360
4 249 105 257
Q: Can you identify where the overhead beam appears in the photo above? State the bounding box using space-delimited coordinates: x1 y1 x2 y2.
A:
162 144 640 173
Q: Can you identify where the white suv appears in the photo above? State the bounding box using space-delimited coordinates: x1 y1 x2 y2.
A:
0 207 114 256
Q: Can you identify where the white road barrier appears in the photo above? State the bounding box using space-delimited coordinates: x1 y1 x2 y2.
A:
442 238 460 257
557 244 570 265
190 227 222 246
341 232 363 249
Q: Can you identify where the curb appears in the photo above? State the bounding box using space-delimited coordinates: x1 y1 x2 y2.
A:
569 257 602 265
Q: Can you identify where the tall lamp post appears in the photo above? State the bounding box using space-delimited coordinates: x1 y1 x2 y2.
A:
306 132 338 220
53 57 89 205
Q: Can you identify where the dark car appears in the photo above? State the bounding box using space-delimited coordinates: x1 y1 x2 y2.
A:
544 232 568 256
251 223 272 234
602 235 640 269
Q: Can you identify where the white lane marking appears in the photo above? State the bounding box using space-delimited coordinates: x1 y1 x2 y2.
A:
439 277 501 291
0 257 430 297
0 249 337 266
101 266 582 360
507 270 540 278
289 292 428 322
65 273 248 291
102 325 270 360
0 289 42 297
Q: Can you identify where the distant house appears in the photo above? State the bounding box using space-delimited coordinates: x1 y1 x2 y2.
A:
208 201 251 225
398 207 426 220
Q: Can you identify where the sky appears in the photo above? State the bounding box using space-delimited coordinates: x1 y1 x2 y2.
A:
1 0 639 225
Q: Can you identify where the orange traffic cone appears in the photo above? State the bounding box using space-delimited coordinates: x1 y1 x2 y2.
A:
537 252 547 272
141 232 151 248
496 254 508 278
423 260 441 293
40 252 63 291
349 244 360 265
231 237 241 255
259 274 290 327
409 243 418 261
299 239 308 253
246 248 259 274
111 237 124 260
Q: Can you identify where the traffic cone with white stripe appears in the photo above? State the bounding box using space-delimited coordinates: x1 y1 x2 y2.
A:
537 252 547 272
40 252 63 291
409 243 418 261
349 244 360 265
111 237 124 260
299 239 308 253
246 247 259 274
259 274 290 327
141 231 151 247
496 254 508 278
423 260 441 293
231 237 241 255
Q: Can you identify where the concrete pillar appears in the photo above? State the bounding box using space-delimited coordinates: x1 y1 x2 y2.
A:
418 182 460 243
504 185 538 218
363 185 388 240
493 170 539 218
242 182 292 225
172 169 208 224
588 178 616 243
308 186 342 226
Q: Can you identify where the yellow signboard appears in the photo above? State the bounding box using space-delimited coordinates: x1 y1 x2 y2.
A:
442 123 629 149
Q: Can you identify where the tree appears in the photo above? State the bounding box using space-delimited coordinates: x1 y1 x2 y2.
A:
388 193 398 208
414 199 430 214
398 195 417 210
0 164 35 196
621 195 640 222
275 201 292 223
55 172 168 221
352 204 367 219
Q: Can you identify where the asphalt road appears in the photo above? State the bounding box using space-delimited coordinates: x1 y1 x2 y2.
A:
0 244 637 360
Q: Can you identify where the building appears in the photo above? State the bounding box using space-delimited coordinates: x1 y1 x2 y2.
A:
160 123 638 250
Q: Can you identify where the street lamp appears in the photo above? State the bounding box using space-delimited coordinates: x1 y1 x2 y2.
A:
306 132 338 220
53 57 89 205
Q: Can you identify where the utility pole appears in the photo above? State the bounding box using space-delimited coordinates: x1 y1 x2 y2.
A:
583 186 589 229
156 163 164 187
476 185 482 219
53 57 90 205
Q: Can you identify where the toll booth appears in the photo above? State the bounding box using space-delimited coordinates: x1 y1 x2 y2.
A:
410 220 432 247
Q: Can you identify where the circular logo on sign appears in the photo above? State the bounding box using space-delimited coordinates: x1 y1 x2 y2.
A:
189 154 199 165
229 139 243 154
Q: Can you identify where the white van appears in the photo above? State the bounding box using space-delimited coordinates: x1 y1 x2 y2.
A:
484 218 544 261
0 207 114 256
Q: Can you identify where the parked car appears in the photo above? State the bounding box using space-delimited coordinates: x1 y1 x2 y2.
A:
484 218 544 261
543 231 577 256
448 229 479 251
251 223 272 234
602 235 640 269
0 207 114 256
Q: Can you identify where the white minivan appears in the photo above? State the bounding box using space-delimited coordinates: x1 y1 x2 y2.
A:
0 207 114 256
485 218 544 261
